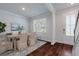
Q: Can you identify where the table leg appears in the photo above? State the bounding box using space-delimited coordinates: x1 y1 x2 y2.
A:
13 38 17 51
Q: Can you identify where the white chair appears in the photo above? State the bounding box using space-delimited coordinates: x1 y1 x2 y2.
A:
0 39 13 54
17 34 28 51
28 33 37 46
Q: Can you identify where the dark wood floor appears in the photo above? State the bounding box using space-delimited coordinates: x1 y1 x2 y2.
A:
27 42 73 56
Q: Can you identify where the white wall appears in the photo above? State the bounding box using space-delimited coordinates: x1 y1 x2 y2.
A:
29 12 53 42
55 7 78 45
0 9 29 34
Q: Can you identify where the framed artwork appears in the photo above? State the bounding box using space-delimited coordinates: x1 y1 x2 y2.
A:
11 23 19 31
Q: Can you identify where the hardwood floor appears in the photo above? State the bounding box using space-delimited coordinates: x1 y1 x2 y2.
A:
27 42 73 56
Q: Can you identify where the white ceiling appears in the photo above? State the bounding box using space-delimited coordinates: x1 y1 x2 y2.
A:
0 3 49 18
52 3 79 11
0 3 79 18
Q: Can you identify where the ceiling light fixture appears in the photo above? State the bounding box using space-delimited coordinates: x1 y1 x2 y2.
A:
22 8 25 11
70 3 75 5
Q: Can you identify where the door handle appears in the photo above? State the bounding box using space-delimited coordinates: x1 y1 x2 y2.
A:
63 28 65 33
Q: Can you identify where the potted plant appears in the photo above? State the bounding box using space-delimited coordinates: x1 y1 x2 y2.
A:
0 22 6 33
17 25 24 34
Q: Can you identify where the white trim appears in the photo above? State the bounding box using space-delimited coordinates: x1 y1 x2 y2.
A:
51 41 56 45
45 3 56 45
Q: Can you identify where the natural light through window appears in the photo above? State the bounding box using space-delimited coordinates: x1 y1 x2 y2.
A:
66 14 76 36
33 18 46 33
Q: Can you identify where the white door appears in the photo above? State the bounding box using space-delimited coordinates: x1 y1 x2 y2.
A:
63 12 76 45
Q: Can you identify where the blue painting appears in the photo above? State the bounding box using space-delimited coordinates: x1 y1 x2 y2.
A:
11 23 19 31
11 23 24 31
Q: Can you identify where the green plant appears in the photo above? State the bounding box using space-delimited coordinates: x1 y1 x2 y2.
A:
17 25 24 32
0 22 6 33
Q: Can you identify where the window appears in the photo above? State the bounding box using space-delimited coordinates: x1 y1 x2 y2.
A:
33 18 46 32
66 14 76 36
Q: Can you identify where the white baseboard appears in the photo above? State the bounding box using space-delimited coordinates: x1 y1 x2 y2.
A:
55 40 74 46
51 40 74 46
51 41 56 45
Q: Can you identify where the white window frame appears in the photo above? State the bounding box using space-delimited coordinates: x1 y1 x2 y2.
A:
33 18 47 33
